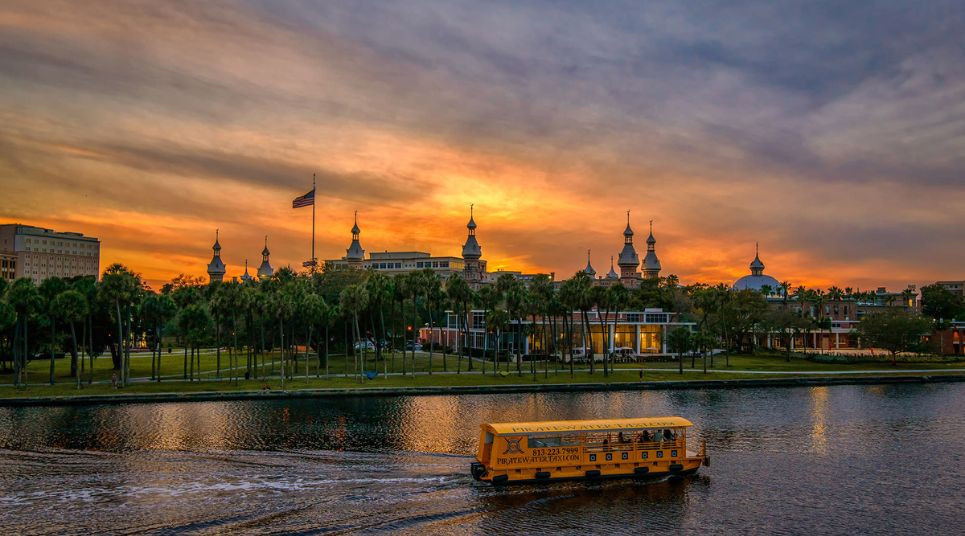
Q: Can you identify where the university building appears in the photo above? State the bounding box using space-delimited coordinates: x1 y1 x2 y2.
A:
580 216 661 288
730 246 919 351
0 224 100 283
205 231 274 284
323 208 549 286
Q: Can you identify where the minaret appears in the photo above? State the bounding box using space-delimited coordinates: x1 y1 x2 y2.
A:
461 204 483 283
750 242 765 276
206 229 226 283
345 211 365 267
257 235 273 279
607 256 619 280
642 220 661 279
240 259 253 283
583 249 597 278
617 211 641 280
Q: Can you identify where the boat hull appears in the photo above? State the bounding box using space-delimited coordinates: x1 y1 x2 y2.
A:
473 457 705 486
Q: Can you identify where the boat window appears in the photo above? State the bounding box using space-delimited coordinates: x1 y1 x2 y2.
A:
484 432 493 445
527 434 581 447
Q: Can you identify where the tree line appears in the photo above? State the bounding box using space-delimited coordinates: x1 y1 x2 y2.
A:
1 264 956 387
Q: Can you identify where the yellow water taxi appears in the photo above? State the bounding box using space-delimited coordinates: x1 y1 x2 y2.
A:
470 417 708 485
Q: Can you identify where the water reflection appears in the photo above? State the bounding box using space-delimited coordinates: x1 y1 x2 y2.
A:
809 386 829 454
0 384 963 534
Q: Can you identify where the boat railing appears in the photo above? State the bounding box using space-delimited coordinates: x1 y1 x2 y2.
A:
584 439 682 453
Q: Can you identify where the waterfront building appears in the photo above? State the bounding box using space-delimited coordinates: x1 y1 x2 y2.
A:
423 307 693 357
206 230 226 283
0 223 100 283
257 236 273 279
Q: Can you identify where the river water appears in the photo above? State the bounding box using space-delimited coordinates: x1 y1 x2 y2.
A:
0 383 963 535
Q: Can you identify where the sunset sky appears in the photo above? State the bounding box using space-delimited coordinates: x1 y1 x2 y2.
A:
1 1 963 291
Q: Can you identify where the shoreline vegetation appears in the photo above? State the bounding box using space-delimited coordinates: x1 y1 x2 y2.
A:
3 264 963 406
2 349 963 406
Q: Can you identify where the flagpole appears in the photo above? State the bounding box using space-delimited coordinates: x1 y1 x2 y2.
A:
311 173 316 273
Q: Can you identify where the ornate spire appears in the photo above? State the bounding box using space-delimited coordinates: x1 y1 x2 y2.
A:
618 212 640 276
750 242 765 276
241 259 253 283
642 219 661 278
257 235 273 278
345 211 364 262
584 249 596 277
462 203 482 260
207 228 226 283
607 255 619 279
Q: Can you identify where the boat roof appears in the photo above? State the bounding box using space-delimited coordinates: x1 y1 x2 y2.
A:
485 417 693 435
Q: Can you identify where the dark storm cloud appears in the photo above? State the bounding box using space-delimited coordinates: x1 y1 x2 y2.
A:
1 0 963 286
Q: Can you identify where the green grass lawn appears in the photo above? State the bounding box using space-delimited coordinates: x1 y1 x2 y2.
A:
2 348 963 400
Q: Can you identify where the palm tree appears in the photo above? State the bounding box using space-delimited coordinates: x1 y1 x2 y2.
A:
365 272 392 374
178 303 212 382
504 278 527 376
100 264 140 386
7 278 42 386
417 270 441 374
570 271 594 374
51 289 88 389
668 327 692 375
486 307 509 376
478 284 500 374
590 285 610 376
402 271 423 374
0 302 15 375
339 284 369 382
301 291 326 380
446 274 473 373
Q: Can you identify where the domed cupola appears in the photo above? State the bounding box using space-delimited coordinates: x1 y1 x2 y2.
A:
240 259 253 283
617 211 641 278
750 245 765 276
461 204 482 260
345 211 365 263
257 235 273 279
207 229 226 283
642 220 661 279
583 249 597 278
733 243 782 295
607 256 619 279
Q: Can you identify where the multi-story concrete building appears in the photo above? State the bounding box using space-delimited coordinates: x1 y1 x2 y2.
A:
0 224 100 283
935 280 965 299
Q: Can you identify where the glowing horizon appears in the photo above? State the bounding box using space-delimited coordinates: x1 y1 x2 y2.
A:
2 2 962 291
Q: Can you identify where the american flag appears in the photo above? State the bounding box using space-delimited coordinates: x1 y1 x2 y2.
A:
292 188 315 208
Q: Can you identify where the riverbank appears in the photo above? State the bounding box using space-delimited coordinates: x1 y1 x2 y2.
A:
2 371 964 407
